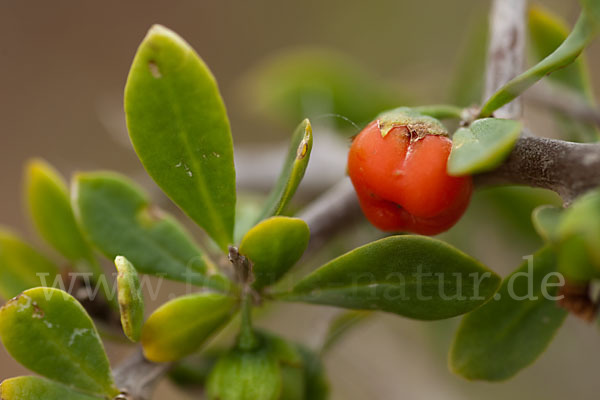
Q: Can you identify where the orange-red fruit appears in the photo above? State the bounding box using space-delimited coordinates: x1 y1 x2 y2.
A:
347 120 472 235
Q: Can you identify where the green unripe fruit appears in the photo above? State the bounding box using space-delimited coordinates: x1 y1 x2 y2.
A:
206 347 281 400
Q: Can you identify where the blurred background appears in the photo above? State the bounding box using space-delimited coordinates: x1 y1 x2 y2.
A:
1 0 600 399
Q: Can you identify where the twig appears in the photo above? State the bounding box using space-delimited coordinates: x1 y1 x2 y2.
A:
298 178 362 253
475 136 600 204
113 350 171 400
525 82 600 127
484 0 527 119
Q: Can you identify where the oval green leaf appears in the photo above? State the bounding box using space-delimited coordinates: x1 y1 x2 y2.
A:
255 120 313 222
480 9 598 117
0 229 59 299
447 118 522 176
0 376 105 400
141 293 237 362
450 246 567 381
114 256 144 342
25 159 100 274
125 25 236 251
279 236 501 320
0 288 117 396
240 217 309 290
556 188 600 281
559 188 600 263
206 347 282 400
532 205 564 243
73 171 227 291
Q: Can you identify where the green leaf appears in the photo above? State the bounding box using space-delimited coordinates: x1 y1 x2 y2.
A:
0 376 105 400
529 5 599 142
532 205 564 243
125 25 236 251
73 171 227 291
0 288 117 396
25 159 99 274
206 347 282 400
447 118 522 176
297 346 329 400
241 47 404 132
261 334 304 400
114 256 144 342
240 217 310 290
557 234 600 283
0 229 59 299
256 120 313 222
559 188 600 264
450 247 567 381
280 236 501 320
141 293 237 362
480 10 598 117
556 188 600 281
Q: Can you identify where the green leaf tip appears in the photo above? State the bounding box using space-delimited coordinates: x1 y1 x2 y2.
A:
125 24 236 252
448 118 522 176
114 256 145 342
256 119 313 222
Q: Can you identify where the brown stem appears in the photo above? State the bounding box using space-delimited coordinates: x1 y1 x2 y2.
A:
475 136 600 204
484 0 527 119
113 350 171 400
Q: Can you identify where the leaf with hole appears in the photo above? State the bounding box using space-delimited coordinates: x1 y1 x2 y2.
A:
240 217 310 290
280 236 501 320
114 256 144 342
255 120 313 222
448 118 522 176
0 288 117 396
450 246 567 381
73 171 227 291
480 9 598 117
0 229 59 299
141 293 237 362
0 376 105 400
125 25 236 251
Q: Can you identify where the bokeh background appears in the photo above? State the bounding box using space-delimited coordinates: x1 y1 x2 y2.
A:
1 0 600 399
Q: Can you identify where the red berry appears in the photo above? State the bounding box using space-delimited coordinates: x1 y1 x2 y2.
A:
347 119 472 235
